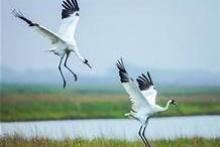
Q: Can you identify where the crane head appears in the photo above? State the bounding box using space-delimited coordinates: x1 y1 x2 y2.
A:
170 99 183 115
84 59 92 69
75 12 80 16
170 99 176 105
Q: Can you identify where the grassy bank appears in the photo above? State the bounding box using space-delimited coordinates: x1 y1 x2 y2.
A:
1 136 219 147
1 84 220 121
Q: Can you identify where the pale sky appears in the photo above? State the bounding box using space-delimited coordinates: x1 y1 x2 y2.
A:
1 0 220 76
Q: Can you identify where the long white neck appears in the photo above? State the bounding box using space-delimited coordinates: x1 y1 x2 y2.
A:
74 50 84 62
158 100 171 112
72 16 80 35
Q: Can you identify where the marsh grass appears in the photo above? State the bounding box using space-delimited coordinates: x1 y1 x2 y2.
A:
1 84 220 121
0 136 219 147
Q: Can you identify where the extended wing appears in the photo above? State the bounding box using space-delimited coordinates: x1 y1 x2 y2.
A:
58 0 80 41
136 72 157 105
12 9 64 44
116 59 150 112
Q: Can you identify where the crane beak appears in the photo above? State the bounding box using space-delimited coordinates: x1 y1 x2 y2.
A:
170 100 183 114
172 101 177 106
173 102 184 115
170 99 176 105
85 62 92 69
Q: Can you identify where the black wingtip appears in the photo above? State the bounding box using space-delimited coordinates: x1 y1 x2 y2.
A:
61 0 80 19
12 9 37 26
12 9 23 19
147 72 154 85
116 58 129 83
136 72 154 91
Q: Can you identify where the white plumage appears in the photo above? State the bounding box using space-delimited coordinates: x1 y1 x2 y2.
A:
116 59 176 147
12 0 92 88
58 13 80 41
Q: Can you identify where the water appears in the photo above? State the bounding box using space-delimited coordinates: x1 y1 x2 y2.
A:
1 115 220 140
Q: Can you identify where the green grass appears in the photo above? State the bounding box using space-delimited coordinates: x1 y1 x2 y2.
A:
1 136 219 147
0 100 128 121
1 84 220 121
1 83 220 95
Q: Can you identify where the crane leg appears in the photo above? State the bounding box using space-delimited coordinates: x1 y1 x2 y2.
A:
58 55 66 88
64 53 78 81
142 118 151 147
142 126 151 147
138 125 148 147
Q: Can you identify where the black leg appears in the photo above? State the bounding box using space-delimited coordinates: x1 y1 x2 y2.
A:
64 53 78 81
142 118 151 147
142 126 151 147
58 55 66 88
138 125 148 147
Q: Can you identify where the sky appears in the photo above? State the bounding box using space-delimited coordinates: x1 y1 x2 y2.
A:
1 0 220 76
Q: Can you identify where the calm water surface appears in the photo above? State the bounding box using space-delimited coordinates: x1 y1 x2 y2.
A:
1 115 220 140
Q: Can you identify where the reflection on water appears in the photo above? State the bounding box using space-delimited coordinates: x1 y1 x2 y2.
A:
1 115 220 140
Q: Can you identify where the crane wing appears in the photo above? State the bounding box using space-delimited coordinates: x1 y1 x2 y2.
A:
136 72 158 105
116 59 150 112
12 10 64 44
58 0 80 41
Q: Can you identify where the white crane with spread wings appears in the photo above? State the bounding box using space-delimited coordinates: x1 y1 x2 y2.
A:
12 0 92 88
116 59 176 147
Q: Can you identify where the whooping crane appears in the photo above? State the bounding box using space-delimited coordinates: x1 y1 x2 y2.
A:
12 0 92 88
116 59 176 147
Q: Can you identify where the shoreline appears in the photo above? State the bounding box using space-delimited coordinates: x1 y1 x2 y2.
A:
1 113 220 123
